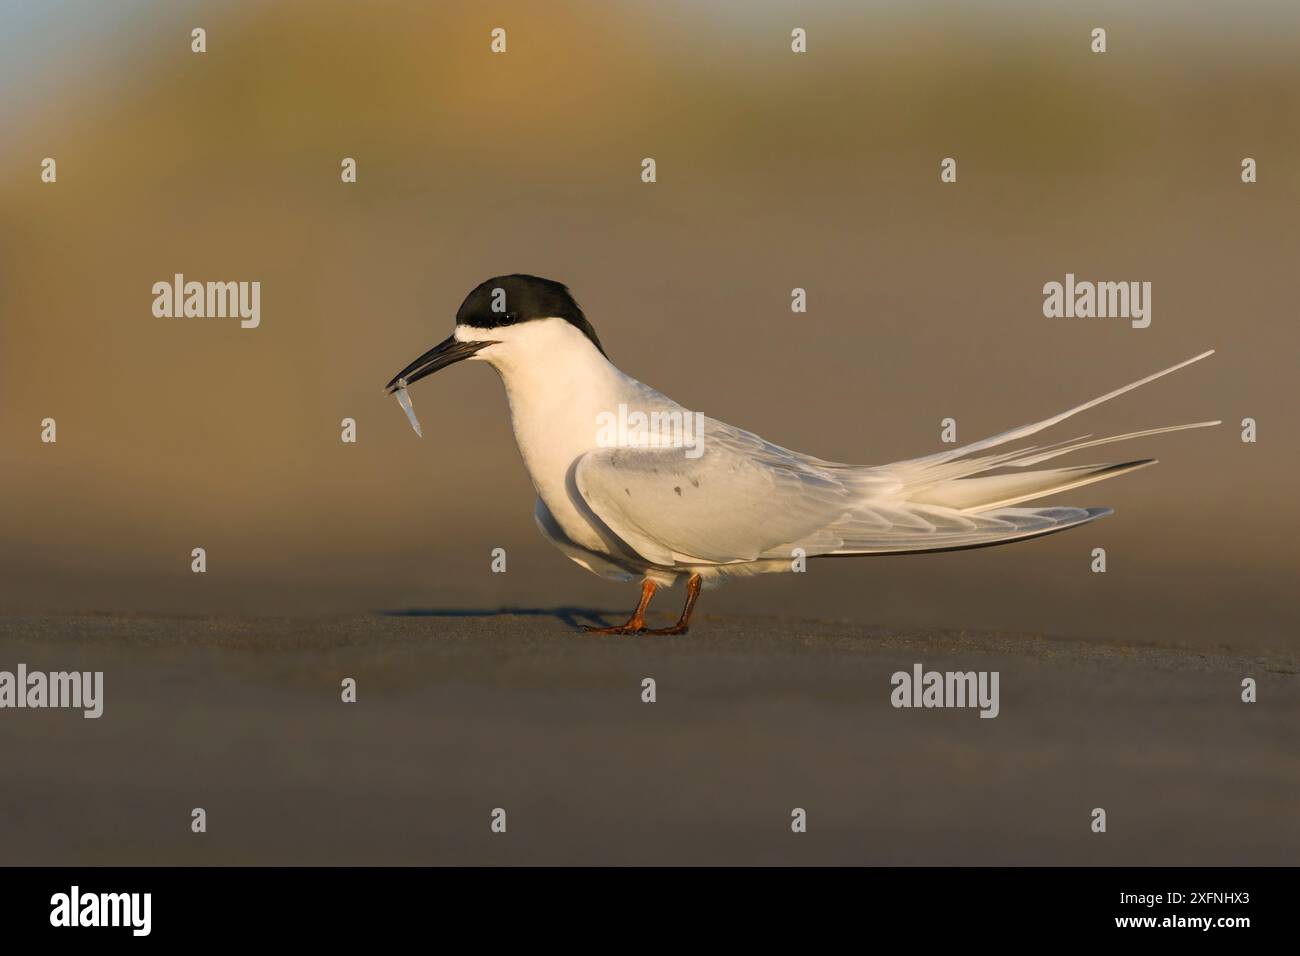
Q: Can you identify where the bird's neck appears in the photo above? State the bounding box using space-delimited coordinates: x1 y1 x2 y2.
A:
484 334 661 550
492 341 641 450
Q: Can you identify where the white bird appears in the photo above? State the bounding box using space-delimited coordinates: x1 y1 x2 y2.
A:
386 275 1218 635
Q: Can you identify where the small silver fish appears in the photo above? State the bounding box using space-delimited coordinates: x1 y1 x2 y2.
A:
393 382 422 437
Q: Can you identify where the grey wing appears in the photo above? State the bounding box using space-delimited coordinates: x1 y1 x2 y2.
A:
573 418 1110 566
571 419 885 565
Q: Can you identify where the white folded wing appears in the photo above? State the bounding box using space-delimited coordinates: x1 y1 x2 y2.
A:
573 352 1217 568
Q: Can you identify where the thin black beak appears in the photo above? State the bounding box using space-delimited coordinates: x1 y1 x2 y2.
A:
383 335 496 393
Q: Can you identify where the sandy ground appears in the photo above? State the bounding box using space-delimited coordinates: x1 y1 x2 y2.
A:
0 610 1295 866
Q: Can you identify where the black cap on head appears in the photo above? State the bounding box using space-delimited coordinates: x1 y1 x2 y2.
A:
455 274 606 356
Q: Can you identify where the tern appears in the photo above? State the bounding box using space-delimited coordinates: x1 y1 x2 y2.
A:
385 274 1217 635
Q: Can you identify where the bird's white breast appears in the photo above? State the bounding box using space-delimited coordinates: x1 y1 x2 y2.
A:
460 319 669 556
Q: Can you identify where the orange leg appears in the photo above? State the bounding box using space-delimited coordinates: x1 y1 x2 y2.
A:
645 574 702 635
582 579 657 635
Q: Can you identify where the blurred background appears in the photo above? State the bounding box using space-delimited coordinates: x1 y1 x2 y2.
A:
2 0 1297 650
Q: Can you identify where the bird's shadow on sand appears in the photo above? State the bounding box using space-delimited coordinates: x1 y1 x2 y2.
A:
380 606 615 629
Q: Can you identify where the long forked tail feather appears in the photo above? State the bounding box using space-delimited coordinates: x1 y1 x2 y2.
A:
909 459 1156 512
903 350 1216 469
890 351 1218 513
